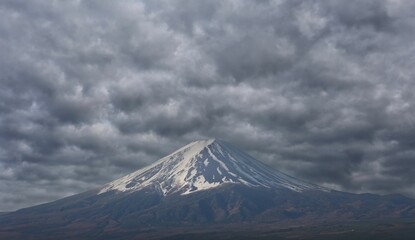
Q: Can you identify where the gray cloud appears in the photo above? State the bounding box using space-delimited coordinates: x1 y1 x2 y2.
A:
1 0 415 211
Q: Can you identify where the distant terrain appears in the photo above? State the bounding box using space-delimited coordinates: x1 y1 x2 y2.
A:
125 220 415 240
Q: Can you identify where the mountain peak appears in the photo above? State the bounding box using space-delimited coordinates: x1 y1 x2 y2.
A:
99 139 326 196
3 139 414 240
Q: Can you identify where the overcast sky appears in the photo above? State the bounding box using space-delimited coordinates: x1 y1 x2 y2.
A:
1 0 415 211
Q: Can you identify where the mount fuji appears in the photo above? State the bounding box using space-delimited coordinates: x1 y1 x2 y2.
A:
1 139 415 239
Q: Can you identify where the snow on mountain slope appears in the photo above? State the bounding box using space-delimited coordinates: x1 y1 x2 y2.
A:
99 139 327 196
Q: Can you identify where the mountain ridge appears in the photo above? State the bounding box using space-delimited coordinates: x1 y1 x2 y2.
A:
98 139 327 196
1 139 415 240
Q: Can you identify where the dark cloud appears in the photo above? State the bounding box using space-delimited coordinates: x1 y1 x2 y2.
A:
1 0 415 211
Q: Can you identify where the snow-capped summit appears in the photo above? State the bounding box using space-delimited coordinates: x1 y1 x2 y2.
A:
99 139 326 195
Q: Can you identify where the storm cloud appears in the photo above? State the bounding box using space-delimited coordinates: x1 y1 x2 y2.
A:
1 0 415 211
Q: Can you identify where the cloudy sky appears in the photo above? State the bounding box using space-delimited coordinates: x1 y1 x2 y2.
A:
1 0 415 211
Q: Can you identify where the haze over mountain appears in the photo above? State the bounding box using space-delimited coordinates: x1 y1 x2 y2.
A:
1 139 414 239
